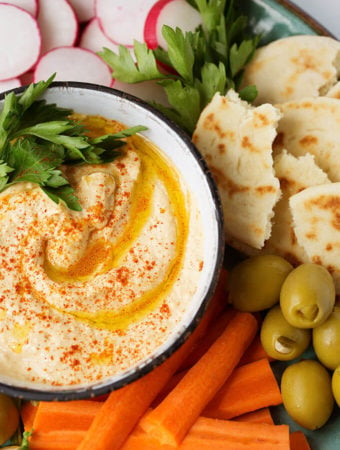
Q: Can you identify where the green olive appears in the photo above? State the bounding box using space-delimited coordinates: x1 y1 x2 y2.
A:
280 263 335 328
281 359 334 430
331 366 340 407
0 394 19 445
313 307 340 370
227 254 293 312
260 305 311 360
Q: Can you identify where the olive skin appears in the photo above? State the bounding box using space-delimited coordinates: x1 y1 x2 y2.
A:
280 263 335 328
228 254 293 312
313 307 340 370
332 366 340 407
260 305 311 361
0 394 19 445
281 360 334 430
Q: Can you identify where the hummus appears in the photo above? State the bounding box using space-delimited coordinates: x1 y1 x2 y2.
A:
0 115 204 387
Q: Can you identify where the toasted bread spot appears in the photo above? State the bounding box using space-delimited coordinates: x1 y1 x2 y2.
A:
254 112 270 127
299 135 318 147
256 185 277 195
211 166 250 196
241 136 259 153
312 255 322 265
218 143 226 154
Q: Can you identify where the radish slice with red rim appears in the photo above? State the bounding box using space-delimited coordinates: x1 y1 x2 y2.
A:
20 71 34 86
0 78 21 93
0 4 41 80
80 18 136 61
33 47 113 87
81 18 117 53
68 0 95 22
144 0 202 50
2 0 38 17
38 0 78 53
96 0 158 47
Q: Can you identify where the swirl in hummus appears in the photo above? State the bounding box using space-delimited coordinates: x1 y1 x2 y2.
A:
0 115 204 387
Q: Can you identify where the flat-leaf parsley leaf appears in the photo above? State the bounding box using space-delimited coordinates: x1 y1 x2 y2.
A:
0 75 147 210
99 0 260 134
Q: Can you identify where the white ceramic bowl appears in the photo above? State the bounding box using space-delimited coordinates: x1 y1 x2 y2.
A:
0 82 224 400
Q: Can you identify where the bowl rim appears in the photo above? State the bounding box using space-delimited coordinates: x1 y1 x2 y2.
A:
0 81 224 401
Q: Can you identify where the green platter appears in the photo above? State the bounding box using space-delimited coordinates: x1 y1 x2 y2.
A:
240 0 333 43
237 2 338 449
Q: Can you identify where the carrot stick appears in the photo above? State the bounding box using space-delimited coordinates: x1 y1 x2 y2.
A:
179 308 237 371
180 417 290 450
233 407 274 425
29 430 86 449
290 431 311 450
32 400 102 432
140 311 258 446
122 417 290 450
121 427 174 450
152 369 188 407
21 401 38 431
76 272 226 450
238 334 273 366
203 358 282 420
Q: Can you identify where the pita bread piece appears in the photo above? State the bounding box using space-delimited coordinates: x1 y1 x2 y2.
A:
242 35 340 105
274 97 340 182
290 183 340 293
263 150 330 264
192 90 281 250
327 81 340 99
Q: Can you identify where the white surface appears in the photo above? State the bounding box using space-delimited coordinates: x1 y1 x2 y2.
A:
290 0 340 39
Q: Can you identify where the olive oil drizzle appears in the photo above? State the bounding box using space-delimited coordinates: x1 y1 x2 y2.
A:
44 126 190 330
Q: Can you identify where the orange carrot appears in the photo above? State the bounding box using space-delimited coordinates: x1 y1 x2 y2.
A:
140 311 258 446
122 417 290 450
32 400 102 432
179 308 237 371
29 430 86 449
76 273 226 450
121 426 174 450
21 401 38 431
238 334 272 365
233 407 274 425
152 369 188 407
290 431 311 450
180 417 290 450
203 358 282 420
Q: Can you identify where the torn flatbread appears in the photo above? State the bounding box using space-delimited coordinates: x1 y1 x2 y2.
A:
263 150 330 264
242 35 340 105
274 97 340 182
290 183 340 293
327 81 340 99
192 90 281 250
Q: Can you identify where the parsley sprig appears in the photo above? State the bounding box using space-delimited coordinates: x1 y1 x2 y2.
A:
0 75 146 210
99 0 260 134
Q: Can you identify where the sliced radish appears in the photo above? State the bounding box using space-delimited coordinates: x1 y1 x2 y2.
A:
113 79 169 106
33 47 113 87
0 4 41 80
80 18 120 53
68 0 95 22
144 0 202 50
0 77 21 93
2 0 38 17
80 18 136 61
96 0 158 47
20 71 34 86
38 0 78 54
